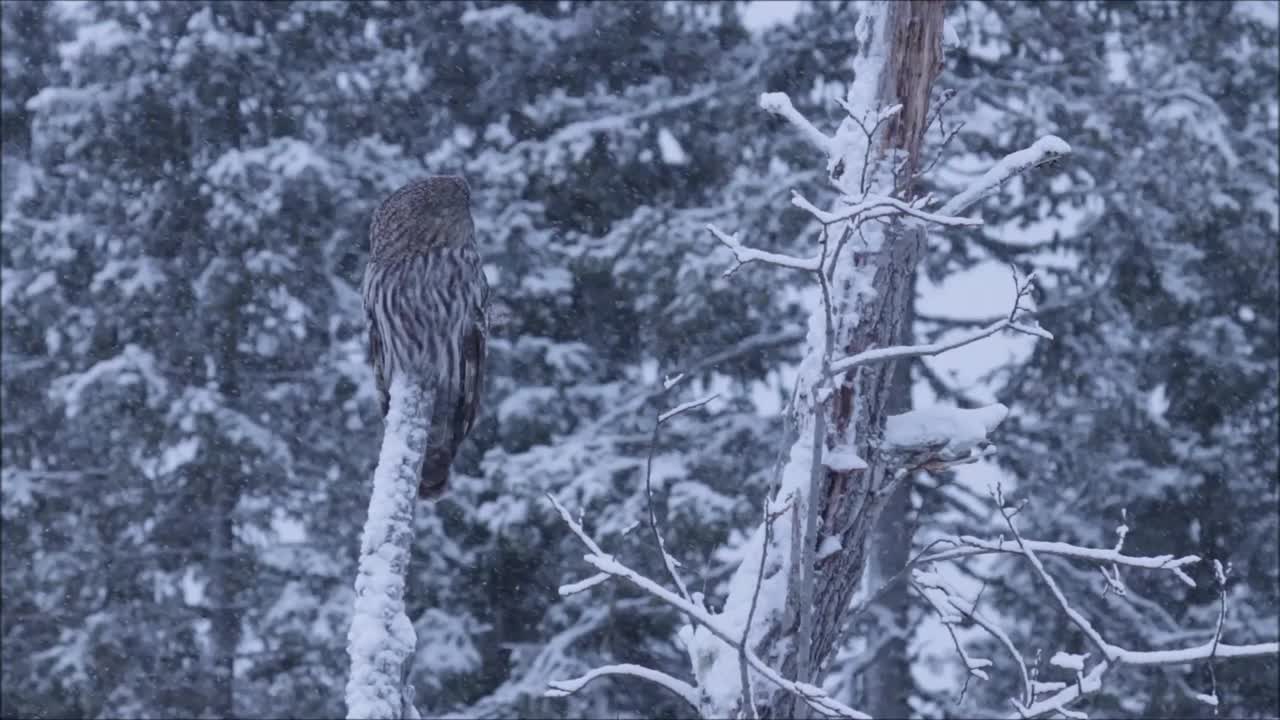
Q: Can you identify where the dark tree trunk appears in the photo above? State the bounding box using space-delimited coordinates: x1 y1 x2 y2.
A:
863 288 916 719
764 2 944 716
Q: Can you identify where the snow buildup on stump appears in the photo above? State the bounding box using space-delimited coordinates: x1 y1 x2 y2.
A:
346 374 432 720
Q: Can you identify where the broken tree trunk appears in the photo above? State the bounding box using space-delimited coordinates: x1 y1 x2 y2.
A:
768 2 945 717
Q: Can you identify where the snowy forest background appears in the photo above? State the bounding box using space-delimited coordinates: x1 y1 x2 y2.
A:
2 1 1277 718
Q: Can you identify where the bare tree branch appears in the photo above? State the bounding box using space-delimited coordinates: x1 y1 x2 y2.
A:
545 495 870 720
708 223 822 276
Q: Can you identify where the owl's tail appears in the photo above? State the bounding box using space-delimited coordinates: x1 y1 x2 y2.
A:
418 446 452 499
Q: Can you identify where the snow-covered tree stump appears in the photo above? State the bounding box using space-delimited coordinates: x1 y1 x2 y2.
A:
345 374 430 720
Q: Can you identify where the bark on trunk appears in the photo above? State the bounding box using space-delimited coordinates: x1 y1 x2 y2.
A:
863 288 916 719
765 3 944 717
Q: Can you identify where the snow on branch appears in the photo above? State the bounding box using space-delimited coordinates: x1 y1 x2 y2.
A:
829 266 1050 378
829 317 1050 376
791 191 982 230
545 663 700 711
707 223 822 276
647 393 719 606
1109 640 1280 666
345 374 432 720
938 135 1071 217
658 392 720 424
544 493 870 720
920 538 1201 587
919 484 1280 719
883 403 1008 466
759 91 834 155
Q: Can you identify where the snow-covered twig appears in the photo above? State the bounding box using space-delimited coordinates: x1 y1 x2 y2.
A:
557 572 610 597
832 95 900 196
759 91 833 155
643 392 719 606
545 663 700 711
993 485 1111 659
1108 639 1279 665
958 486 1280 718
949 595 1031 708
913 565 1032 707
345 375 432 720
658 393 720 424
792 191 982 230
914 573 994 703
938 135 1071 217
829 269 1049 377
740 500 787 719
707 223 822 276
828 317 1050 377
920 538 1201 587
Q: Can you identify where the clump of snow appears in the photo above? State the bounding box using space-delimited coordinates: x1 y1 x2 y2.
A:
884 403 1009 457
823 448 868 472
657 127 689 165
1049 651 1088 672
1194 692 1220 708
817 535 842 561
943 19 962 50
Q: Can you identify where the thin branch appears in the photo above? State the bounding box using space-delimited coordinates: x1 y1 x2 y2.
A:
658 393 720 424
829 96 898 197
828 317 1051 377
992 485 1112 660
1108 640 1279 666
740 501 784 719
792 191 982 229
759 91 834 155
920 538 1200 587
913 577 991 704
546 495 870 720
708 223 822 276
828 267 1047 378
545 664 700 712
1009 662 1108 719
641 392 718 605
557 573 610 597
945 594 1032 708
937 135 1071 217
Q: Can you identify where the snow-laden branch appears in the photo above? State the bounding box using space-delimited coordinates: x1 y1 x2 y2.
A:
659 392 720 424
828 317 1051 376
1109 640 1280 666
831 266 1050 378
920 538 1201 587
759 91 834 155
791 191 983 230
545 494 870 720
345 374 432 720
921 481 1280 717
707 223 822 276
545 663 700 711
647 393 719 606
938 135 1071 216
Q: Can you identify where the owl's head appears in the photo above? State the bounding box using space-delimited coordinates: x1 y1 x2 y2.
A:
370 175 474 257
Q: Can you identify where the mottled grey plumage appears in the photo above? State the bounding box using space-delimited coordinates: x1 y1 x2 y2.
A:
363 175 488 498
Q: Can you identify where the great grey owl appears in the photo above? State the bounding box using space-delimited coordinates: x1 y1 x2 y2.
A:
362 175 488 498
